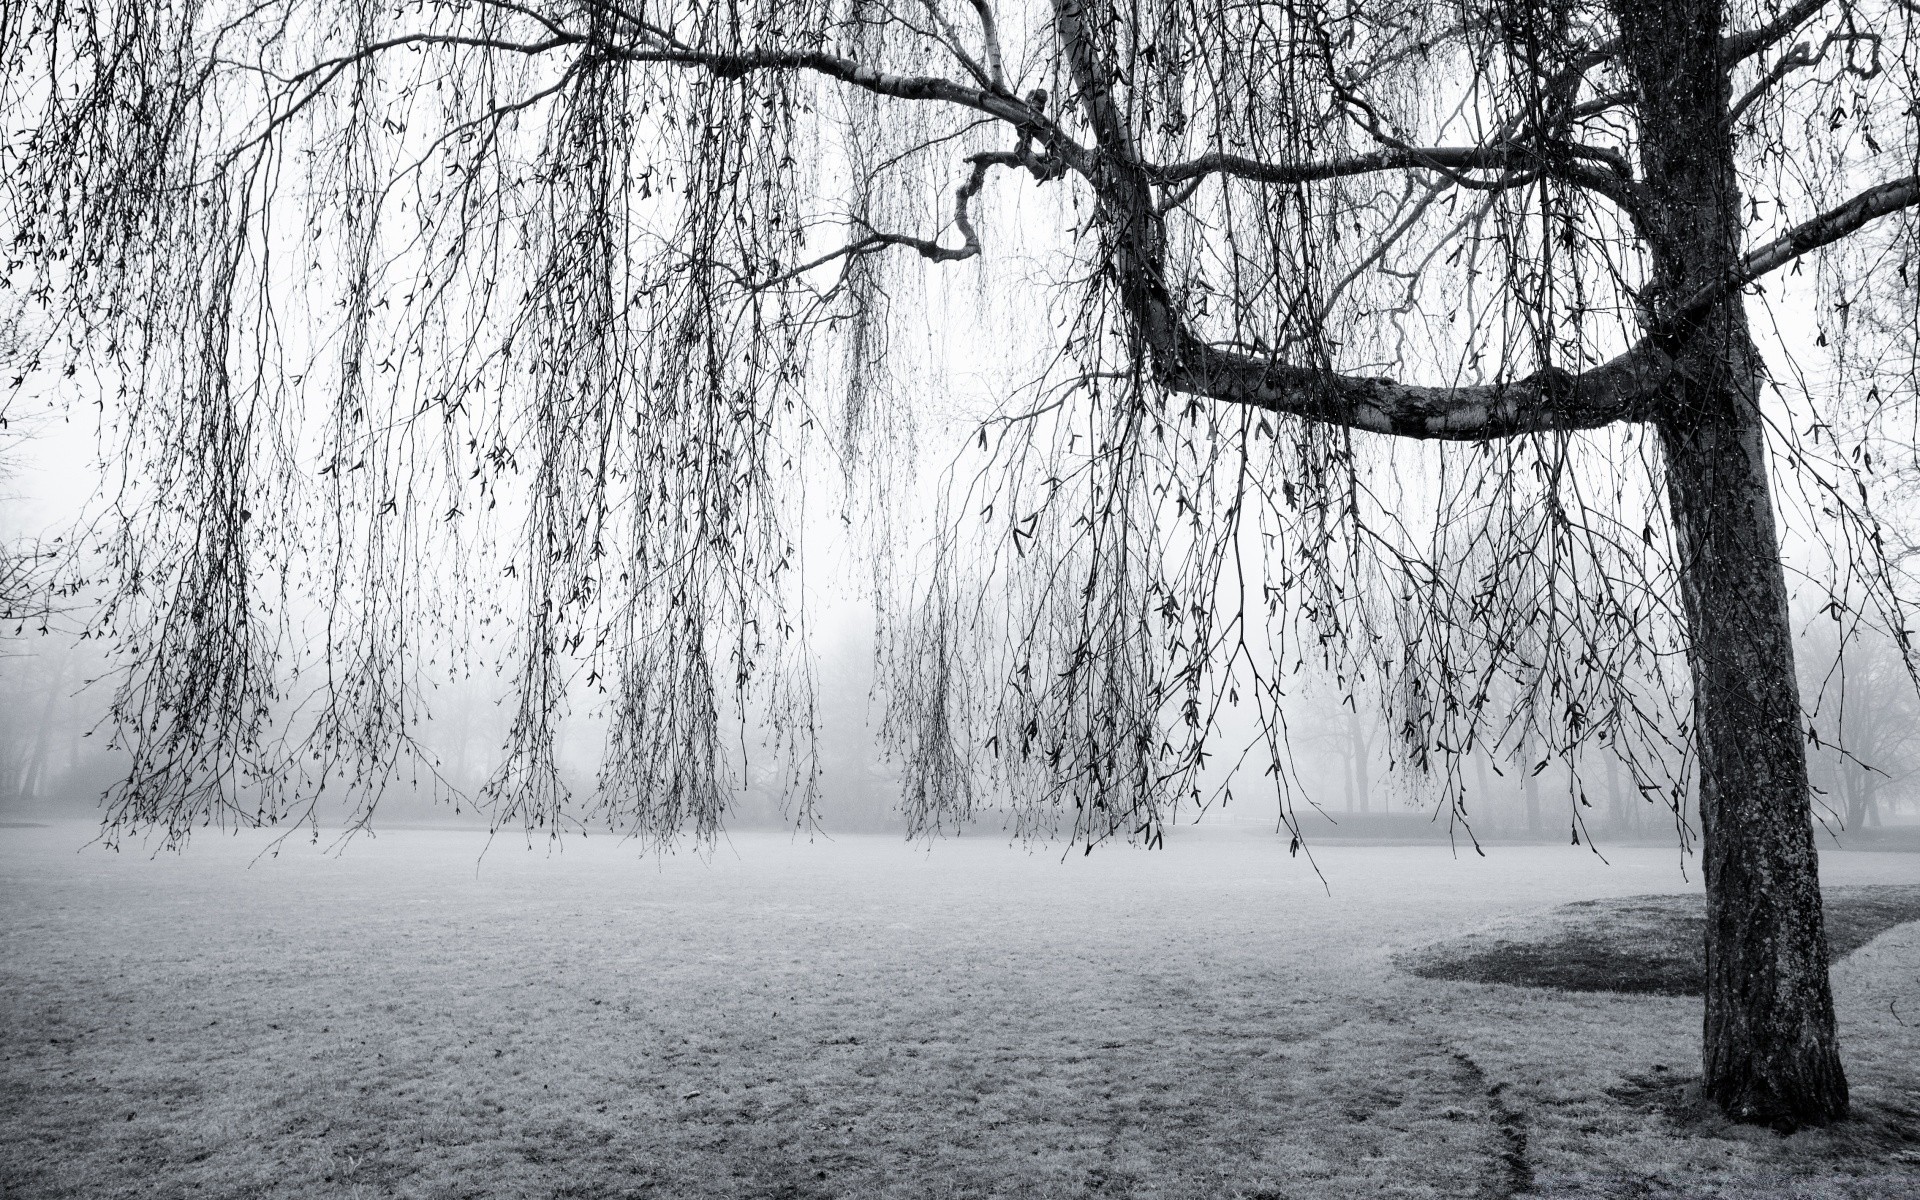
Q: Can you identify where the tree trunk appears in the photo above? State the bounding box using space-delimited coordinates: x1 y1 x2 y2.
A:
1341 729 1355 814
1520 729 1542 836
1842 767 1864 831
1604 749 1627 837
1616 0 1848 1128
1349 710 1370 815
1832 756 1855 830
1854 777 1882 829
14 660 66 803
1661 400 1849 1127
1054 0 1854 1129
1472 745 1493 831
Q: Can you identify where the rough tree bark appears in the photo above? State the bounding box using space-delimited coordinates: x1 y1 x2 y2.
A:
1664 396 1848 1126
1622 0 1847 1127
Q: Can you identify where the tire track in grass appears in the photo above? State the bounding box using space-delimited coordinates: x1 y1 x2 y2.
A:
1450 1051 1534 1200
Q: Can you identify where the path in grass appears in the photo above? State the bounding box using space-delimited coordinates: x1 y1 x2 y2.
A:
1 822 1915 1198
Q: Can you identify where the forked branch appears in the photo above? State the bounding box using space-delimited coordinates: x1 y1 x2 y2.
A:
1729 23 1884 127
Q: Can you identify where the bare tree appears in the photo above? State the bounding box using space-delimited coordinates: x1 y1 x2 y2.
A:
5 0 1917 1128
1803 621 1920 831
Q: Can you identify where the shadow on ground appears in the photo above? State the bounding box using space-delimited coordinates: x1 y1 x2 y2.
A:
1399 884 1920 995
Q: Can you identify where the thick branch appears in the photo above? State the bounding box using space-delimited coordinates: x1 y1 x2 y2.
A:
1161 174 1920 440
1052 1 1137 159
967 0 1008 91
1665 174 1920 329
1157 339 1674 440
619 47 1017 124
1722 0 1833 64
1149 145 1534 186
1143 138 1648 227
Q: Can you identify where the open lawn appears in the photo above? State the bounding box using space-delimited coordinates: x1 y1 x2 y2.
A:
2 822 1916 1199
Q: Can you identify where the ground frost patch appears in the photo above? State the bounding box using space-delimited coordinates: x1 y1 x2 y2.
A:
2 823 1915 1198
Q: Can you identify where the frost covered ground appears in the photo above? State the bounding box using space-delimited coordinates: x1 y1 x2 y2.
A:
1 821 1915 1198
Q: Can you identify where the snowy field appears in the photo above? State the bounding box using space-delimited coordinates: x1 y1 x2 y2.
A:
1 822 1915 1198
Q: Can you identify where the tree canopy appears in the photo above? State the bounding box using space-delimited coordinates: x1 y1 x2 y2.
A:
6 0 1910 847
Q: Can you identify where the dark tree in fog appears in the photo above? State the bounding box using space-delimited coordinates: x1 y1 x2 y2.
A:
1803 624 1920 830
5 0 1919 1127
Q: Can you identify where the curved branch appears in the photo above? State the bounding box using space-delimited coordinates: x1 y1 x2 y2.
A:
1156 339 1673 440
755 152 1010 290
1726 38 1822 127
967 0 1009 92
1052 0 1668 441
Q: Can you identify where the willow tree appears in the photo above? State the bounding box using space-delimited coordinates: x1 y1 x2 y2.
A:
5 0 1917 1129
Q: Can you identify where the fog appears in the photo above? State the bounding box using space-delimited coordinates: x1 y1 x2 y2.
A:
5 594 1915 845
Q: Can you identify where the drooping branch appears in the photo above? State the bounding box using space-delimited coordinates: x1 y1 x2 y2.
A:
228 31 583 159
1727 37 1826 126
606 44 1081 160
1728 22 1886 127
242 17 1088 184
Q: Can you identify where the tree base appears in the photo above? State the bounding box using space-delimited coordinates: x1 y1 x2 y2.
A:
1707 1063 1850 1133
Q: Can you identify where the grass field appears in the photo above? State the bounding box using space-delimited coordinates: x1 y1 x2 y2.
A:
2 821 1916 1199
